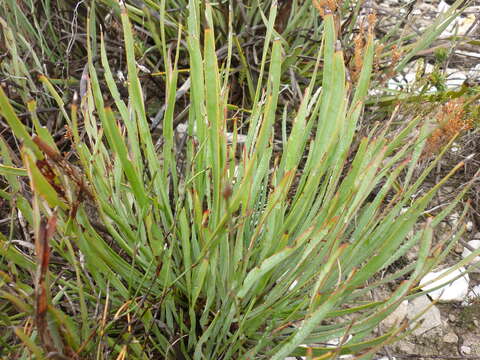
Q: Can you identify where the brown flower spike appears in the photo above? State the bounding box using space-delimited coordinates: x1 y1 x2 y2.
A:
424 98 472 156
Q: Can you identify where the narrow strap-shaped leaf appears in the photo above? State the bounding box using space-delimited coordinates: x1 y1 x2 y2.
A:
238 246 295 298
0 87 41 158
103 107 149 208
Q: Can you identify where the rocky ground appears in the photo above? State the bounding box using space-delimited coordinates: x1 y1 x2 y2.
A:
289 0 480 359
367 0 480 358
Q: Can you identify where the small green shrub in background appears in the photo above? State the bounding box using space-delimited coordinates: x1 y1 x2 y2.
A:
0 0 475 359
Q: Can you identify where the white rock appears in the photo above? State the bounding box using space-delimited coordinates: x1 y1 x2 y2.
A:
420 267 470 302
461 345 472 355
375 357 396 360
445 70 467 90
457 13 477 35
381 300 408 328
407 295 442 336
387 71 416 91
462 240 480 263
469 284 480 298
396 340 415 354
441 7 477 37
466 221 474 232
438 1 450 14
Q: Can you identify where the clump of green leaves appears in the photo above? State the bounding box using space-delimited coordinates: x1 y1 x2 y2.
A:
0 1 473 359
434 47 449 64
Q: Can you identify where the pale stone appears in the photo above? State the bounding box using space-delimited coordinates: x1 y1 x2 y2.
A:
469 284 480 298
461 345 472 355
462 240 480 263
407 295 442 336
463 333 480 347
396 340 415 354
443 332 458 343
466 221 474 232
420 267 469 302
381 300 408 328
